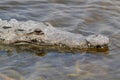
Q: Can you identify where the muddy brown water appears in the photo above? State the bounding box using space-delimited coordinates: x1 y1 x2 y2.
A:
0 0 120 80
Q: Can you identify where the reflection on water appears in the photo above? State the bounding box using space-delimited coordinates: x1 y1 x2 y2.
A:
0 44 110 57
0 0 120 80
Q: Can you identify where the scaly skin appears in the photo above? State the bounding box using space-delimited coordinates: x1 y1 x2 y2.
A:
0 19 109 49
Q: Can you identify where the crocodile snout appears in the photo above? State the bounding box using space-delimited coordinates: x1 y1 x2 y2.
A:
86 34 109 47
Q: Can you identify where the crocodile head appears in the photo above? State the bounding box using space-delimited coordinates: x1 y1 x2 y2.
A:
0 19 109 53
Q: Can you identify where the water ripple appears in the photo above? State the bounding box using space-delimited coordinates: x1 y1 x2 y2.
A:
0 0 119 80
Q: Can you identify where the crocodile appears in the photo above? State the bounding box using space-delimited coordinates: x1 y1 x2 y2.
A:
0 19 109 52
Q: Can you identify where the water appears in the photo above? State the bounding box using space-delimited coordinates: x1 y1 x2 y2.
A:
0 0 119 80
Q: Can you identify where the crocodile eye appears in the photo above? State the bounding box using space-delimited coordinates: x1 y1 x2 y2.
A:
17 29 24 31
2 26 11 29
34 29 44 35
